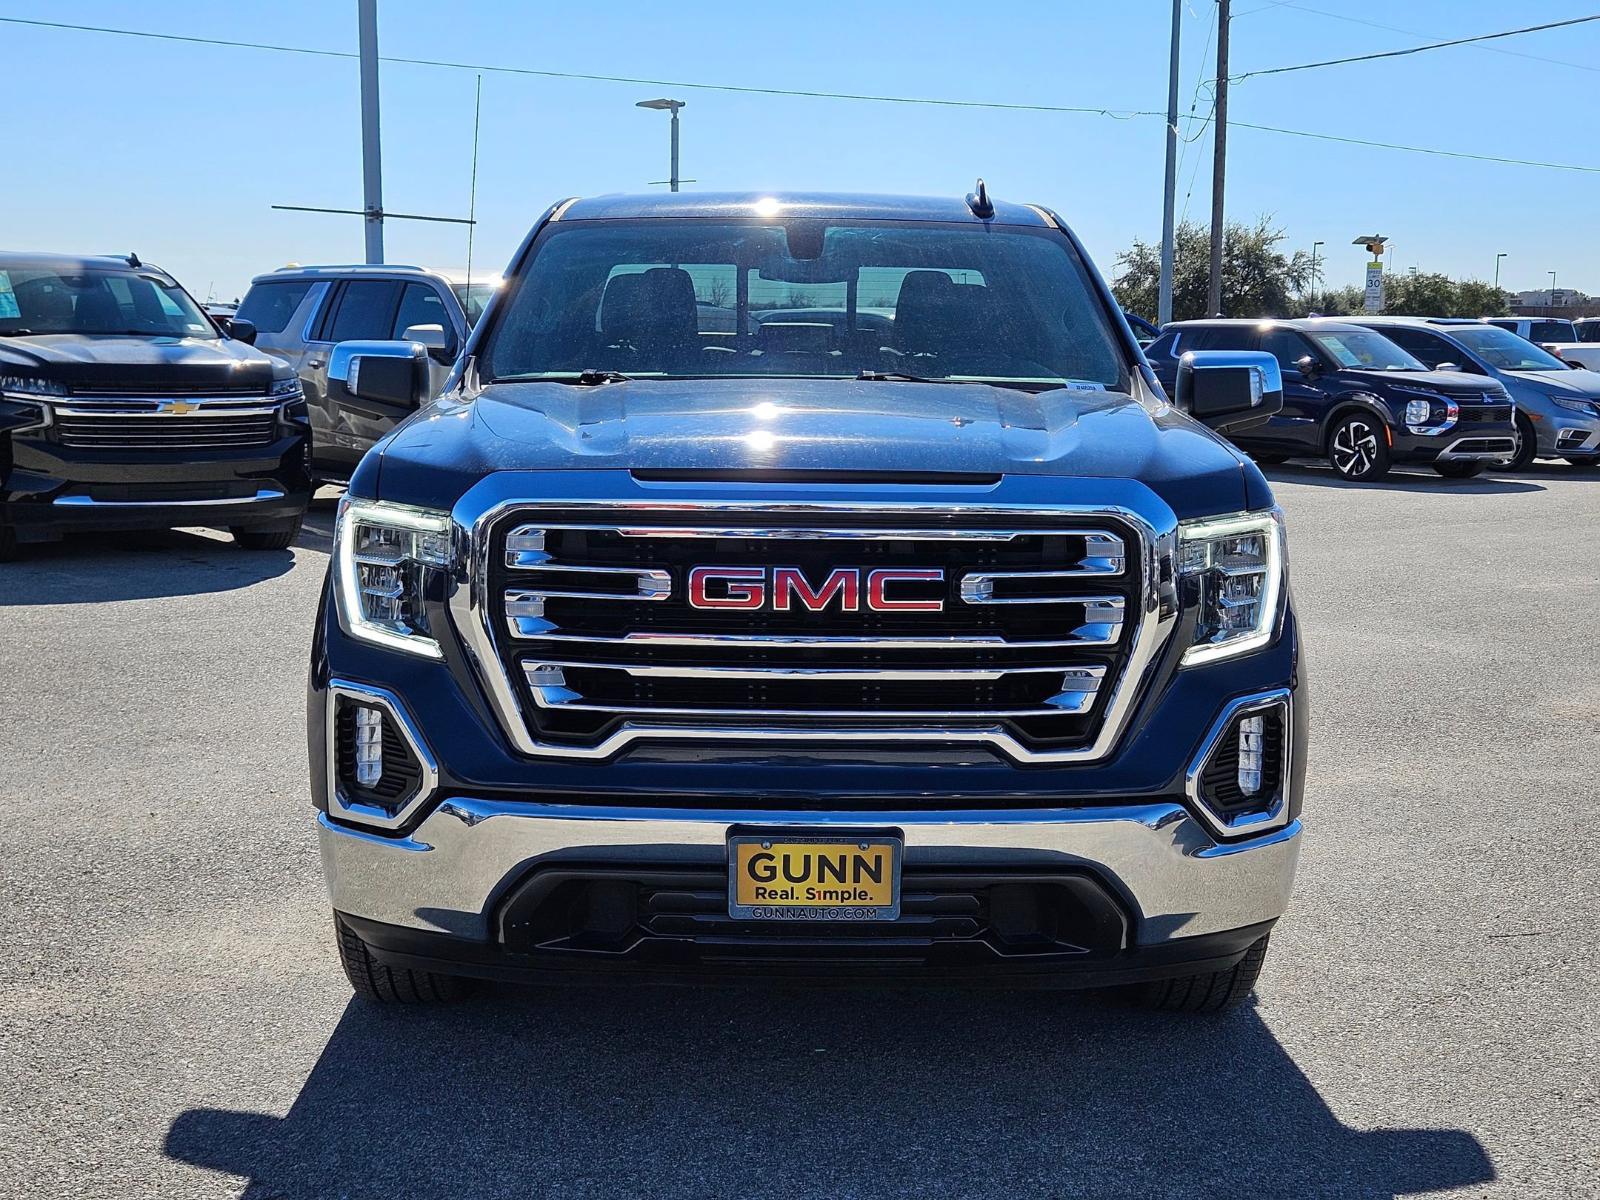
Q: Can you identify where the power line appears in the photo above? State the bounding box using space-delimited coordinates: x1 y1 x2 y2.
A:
1233 13 1600 81
1266 1 1600 75
0 15 1159 119
5 12 1600 179
1232 120 1600 174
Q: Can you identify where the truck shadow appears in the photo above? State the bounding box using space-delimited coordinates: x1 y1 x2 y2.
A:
165 985 1492 1200
0 529 298 604
1259 461 1544 495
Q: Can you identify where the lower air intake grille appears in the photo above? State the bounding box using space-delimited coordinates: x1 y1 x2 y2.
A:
1198 703 1287 818
335 700 423 805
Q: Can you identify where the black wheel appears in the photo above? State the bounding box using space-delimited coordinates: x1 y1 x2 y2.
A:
1327 414 1391 481
1136 935 1271 1013
231 516 303 550
1433 461 1486 479
0 525 18 563
1500 413 1539 471
335 915 474 1004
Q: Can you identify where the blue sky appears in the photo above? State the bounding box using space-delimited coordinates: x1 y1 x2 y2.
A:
2 1 1595 302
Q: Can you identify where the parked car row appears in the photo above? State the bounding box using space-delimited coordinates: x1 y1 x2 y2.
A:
0 252 497 559
1140 314 1600 481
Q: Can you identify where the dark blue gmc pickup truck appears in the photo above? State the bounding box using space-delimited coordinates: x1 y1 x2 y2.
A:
309 187 1306 1012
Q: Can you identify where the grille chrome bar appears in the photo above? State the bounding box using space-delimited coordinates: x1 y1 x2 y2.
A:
529 660 1084 681
521 659 1107 718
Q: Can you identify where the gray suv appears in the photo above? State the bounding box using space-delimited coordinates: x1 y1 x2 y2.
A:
1352 317 1600 468
236 265 497 481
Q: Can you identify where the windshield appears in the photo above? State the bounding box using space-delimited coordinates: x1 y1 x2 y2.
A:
0 266 214 338
451 282 498 327
1449 325 1568 371
479 219 1127 390
1307 329 1424 371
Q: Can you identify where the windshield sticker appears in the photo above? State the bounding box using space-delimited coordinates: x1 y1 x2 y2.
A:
0 272 18 320
1317 336 1361 368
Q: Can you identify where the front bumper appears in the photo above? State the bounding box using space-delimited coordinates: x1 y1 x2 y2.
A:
2 430 310 541
321 799 1300 985
1392 428 1517 464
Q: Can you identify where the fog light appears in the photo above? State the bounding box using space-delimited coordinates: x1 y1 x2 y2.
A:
1237 714 1265 795
354 706 383 786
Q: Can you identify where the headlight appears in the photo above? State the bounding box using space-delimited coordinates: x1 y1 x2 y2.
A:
1178 509 1285 666
0 374 66 398
269 377 303 397
333 498 455 658
1404 398 1431 425
1549 394 1598 416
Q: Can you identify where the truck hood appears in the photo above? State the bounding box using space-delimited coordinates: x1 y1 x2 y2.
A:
0 333 278 391
372 377 1256 516
1504 368 1600 399
1339 368 1493 394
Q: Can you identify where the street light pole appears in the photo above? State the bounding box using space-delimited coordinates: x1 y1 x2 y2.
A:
1157 0 1182 326
1310 240 1324 294
636 98 686 192
357 0 384 264
1549 269 1558 307
1494 252 1506 291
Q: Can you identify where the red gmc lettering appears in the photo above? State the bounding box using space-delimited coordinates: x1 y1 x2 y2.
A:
688 566 766 608
773 566 860 612
867 568 945 611
687 566 945 612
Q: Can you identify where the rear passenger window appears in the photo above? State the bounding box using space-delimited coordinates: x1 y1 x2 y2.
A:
1260 330 1310 371
237 280 315 334
324 281 402 343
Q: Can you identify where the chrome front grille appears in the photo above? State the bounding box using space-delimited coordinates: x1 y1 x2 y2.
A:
53 397 280 450
455 502 1173 763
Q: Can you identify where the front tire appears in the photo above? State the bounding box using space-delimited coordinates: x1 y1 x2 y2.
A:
1563 454 1600 469
231 516 303 550
1501 413 1539 471
335 915 474 1004
1136 935 1270 1013
1433 461 1486 479
0 525 18 563
1327 414 1391 481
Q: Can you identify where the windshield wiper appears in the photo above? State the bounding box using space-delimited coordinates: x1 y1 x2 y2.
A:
856 368 955 384
0 329 38 337
570 369 633 385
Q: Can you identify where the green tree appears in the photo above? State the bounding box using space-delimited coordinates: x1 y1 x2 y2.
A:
1453 279 1510 317
1111 217 1312 322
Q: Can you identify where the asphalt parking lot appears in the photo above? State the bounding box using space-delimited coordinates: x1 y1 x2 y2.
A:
2 462 1597 1199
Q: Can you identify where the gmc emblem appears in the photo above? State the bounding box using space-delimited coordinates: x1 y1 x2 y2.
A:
687 566 945 612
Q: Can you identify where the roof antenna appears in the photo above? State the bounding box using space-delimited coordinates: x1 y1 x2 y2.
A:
126 252 142 268
965 178 995 219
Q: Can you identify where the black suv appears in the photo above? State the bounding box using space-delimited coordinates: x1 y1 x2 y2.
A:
1146 319 1517 481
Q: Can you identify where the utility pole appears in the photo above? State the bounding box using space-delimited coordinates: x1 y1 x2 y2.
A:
1494 252 1506 291
357 0 384 264
1157 0 1182 326
1311 240 1324 294
1207 0 1230 317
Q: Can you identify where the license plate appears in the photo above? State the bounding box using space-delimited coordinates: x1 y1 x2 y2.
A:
727 832 902 921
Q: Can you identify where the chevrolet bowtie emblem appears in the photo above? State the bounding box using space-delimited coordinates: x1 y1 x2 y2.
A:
162 400 200 415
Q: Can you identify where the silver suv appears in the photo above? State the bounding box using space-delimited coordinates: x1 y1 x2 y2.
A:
236 265 497 481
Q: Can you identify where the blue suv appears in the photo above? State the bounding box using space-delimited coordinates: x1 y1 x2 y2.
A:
1147 319 1518 481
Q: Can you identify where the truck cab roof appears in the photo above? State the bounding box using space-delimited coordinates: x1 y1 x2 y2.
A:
555 191 1053 226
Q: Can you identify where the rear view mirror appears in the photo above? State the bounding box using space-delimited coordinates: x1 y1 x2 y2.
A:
328 339 431 409
1175 350 1283 435
223 317 257 345
400 322 456 365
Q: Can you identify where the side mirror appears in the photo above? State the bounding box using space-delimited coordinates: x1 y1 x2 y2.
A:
223 317 257 345
327 339 431 409
1174 350 1284 435
400 322 456 365
1434 361 1461 373
1293 354 1320 379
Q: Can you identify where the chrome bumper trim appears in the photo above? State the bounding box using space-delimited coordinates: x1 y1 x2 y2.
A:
1435 435 1517 462
319 801 1300 944
52 487 287 508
